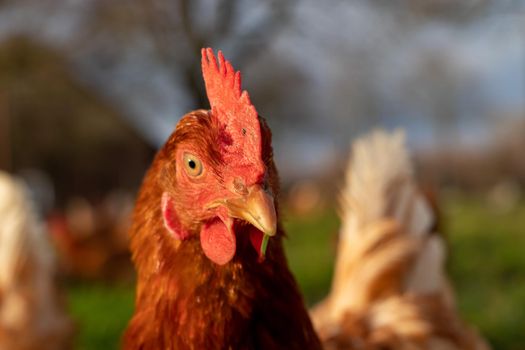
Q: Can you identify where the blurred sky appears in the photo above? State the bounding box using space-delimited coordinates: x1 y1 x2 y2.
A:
1 0 524 179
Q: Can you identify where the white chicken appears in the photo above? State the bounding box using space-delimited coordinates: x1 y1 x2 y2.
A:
0 171 73 350
311 130 489 350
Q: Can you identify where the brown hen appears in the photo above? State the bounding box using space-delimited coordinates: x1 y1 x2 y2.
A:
123 49 321 350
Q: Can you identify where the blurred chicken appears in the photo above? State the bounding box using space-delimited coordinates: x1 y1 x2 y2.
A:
310 130 489 350
47 192 134 281
0 171 73 350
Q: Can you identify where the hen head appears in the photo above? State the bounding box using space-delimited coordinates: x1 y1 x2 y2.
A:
157 48 277 266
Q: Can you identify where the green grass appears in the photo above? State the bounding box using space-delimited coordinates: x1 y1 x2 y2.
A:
282 209 339 304
66 197 525 349
445 197 525 350
67 283 134 350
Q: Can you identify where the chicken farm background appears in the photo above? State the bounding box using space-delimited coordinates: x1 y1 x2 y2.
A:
0 0 524 349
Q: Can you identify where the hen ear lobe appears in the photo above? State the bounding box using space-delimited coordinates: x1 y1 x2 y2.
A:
161 192 190 240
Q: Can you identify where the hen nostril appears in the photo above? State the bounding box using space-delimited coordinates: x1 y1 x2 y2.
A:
233 178 248 195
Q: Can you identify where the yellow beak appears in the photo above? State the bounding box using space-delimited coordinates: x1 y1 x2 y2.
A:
224 184 277 238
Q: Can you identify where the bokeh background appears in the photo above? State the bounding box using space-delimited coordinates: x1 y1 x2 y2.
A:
0 0 524 349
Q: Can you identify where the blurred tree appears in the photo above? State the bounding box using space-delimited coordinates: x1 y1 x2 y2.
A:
0 0 522 186
0 37 155 205
80 0 298 108
369 0 489 21
400 50 464 144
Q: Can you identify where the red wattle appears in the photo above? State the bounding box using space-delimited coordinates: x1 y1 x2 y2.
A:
200 218 236 265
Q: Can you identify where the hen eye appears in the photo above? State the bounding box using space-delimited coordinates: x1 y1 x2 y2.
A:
183 153 203 177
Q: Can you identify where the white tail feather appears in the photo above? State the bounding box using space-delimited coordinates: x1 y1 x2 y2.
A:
328 130 444 316
340 129 433 241
311 130 489 350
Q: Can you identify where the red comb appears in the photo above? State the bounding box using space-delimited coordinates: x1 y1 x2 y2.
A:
201 48 263 183
201 48 257 121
